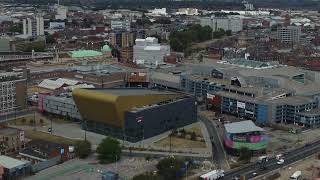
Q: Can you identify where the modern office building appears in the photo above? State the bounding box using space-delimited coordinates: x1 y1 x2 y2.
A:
224 120 269 155
111 20 131 31
109 31 136 62
22 16 44 37
73 88 197 142
0 72 27 116
109 31 135 48
277 26 301 45
180 59 320 128
200 16 243 32
133 37 170 65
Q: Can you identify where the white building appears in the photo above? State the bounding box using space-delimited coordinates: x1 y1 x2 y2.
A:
176 8 199 16
22 16 44 37
277 26 301 44
55 5 68 20
200 16 243 32
148 8 167 16
133 37 170 65
111 20 131 31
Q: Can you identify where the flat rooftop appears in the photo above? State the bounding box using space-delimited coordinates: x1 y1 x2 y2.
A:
93 88 179 96
296 108 320 116
0 127 20 135
269 96 314 106
225 120 264 134
0 156 29 169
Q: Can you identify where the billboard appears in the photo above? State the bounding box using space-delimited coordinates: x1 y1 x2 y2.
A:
49 22 65 30
237 101 246 109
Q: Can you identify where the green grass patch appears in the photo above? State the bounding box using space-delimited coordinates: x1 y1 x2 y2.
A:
25 130 79 145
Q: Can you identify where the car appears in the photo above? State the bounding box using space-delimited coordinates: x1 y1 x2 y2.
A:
252 172 258 177
276 154 283 160
277 159 285 165
234 176 240 180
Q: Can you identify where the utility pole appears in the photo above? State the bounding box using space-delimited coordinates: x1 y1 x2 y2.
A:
33 111 36 131
84 120 87 141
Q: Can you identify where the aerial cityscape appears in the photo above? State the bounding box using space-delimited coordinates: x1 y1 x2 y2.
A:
0 0 320 179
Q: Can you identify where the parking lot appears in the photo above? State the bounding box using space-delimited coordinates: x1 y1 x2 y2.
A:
27 156 158 180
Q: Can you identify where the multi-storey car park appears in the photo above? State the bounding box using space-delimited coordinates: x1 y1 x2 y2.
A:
180 59 320 128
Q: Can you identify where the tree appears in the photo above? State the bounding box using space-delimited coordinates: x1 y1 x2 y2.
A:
9 23 23 34
21 118 26 124
46 34 56 44
75 140 91 159
29 119 34 126
132 172 164 180
190 132 197 141
239 147 252 163
96 137 121 164
156 157 184 180
226 30 232 36
39 119 44 125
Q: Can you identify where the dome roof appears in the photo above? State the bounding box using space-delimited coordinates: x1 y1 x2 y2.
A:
102 44 112 52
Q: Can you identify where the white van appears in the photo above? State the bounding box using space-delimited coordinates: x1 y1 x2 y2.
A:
290 171 302 180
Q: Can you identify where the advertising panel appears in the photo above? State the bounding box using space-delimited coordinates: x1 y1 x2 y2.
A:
49 22 65 30
237 101 246 109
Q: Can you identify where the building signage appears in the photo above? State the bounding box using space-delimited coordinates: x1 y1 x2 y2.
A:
49 22 65 30
245 110 254 114
232 135 247 142
19 131 25 141
237 101 246 109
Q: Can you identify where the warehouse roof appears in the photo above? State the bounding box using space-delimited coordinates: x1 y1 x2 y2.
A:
38 78 81 90
0 156 29 169
94 88 178 96
225 120 264 134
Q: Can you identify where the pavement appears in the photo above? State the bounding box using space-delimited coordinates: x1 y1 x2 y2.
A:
198 113 230 170
25 156 157 180
9 115 213 158
0 109 36 122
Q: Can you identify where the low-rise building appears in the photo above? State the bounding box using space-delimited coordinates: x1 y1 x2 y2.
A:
0 127 25 155
19 139 74 164
0 155 31 180
133 37 170 65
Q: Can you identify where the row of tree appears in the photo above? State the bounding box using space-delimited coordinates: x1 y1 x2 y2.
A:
169 24 212 53
75 137 121 164
133 156 191 180
169 25 231 56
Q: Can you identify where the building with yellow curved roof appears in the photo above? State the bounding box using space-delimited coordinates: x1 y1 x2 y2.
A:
72 88 197 142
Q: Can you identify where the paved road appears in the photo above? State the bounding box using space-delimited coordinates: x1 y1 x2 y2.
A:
199 115 229 170
0 109 36 122
223 140 320 179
